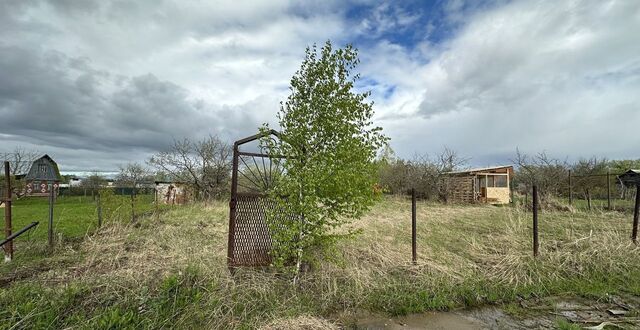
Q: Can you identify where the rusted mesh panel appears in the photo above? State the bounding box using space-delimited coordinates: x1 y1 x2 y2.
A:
229 194 297 267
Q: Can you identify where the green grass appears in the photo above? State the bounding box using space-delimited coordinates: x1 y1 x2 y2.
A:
1 194 159 240
0 194 166 273
1 197 639 329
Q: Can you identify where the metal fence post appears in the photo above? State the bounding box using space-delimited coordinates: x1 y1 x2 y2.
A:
97 192 102 228
533 185 539 257
227 143 239 269
48 183 54 249
607 170 611 210
568 170 573 206
633 184 640 244
4 161 13 262
412 188 417 265
130 189 135 223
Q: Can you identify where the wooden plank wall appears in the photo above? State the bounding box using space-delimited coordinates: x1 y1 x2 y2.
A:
445 176 475 203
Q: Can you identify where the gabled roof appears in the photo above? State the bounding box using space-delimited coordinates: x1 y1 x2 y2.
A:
445 165 513 175
25 154 61 181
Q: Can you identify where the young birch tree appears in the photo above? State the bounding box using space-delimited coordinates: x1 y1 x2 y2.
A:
261 41 388 277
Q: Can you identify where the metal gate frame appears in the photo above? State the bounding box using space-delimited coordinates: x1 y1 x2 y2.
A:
227 129 287 269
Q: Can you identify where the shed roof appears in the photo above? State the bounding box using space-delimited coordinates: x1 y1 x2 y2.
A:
445 165 513 175
618 169 640 187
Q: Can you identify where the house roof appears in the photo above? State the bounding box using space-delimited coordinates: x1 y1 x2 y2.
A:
25 154 61 181
445 165 513 175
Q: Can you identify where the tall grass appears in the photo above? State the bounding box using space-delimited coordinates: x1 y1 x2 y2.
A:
1 197 639 329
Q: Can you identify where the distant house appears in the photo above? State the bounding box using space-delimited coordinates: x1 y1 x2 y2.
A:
69 176 82 187
25 154 62 197
443 165 513 204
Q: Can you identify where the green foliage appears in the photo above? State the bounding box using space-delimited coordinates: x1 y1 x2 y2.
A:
261 41 388 270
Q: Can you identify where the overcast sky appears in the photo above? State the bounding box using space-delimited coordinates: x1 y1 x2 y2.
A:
1 0 639 173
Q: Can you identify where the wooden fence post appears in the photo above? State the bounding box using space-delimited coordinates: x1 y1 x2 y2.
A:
411 188 417 265
533 185 539 257
4 161 13 262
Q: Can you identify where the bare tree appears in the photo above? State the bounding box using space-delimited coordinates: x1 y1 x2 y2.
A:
148 135 232 199
1 147 40 175
1 147 40 201
572 157 608 208
437 146 469 173
116 163 150 189
79 171 107 199
377 146 468 200
513 149 570 200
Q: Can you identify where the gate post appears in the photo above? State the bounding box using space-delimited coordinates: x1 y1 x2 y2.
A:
227 142 239 268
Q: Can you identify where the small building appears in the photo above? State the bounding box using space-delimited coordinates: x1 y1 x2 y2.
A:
155 181 191 205
25 154 62 197
618 169 640 188
443 165 514 204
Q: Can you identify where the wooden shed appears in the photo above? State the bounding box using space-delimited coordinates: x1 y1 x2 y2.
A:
618 169 640 188
24 154 62 197
443 165 513 204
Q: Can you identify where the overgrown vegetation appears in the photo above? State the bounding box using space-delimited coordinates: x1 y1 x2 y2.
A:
148 135 232 200
2 198 639 329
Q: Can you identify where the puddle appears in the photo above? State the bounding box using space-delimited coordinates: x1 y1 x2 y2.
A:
356 311 485 329
355 306 553 329
355 295 640 329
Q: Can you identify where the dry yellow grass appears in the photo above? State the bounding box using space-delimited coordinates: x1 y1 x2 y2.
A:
3 196 639 329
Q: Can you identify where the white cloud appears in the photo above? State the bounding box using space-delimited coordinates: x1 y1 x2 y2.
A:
375 0 640 164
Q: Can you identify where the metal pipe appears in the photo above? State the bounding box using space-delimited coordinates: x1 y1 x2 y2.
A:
412 188 417 265
227 143 239 269
533 185 539 257
0 222 38 248
4 161 12 261
48 184 54 249
607 170 611 210
568 170 572 206
633 184 640 244
97 192 103 228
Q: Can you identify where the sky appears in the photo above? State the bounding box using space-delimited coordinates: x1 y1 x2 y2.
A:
1 0 639 173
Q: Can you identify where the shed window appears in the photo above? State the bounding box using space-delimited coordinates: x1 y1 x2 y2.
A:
494 175 508 187
38 164 47 175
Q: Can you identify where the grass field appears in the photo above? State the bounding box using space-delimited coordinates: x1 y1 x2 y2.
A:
1 197 639 329
0 194 162 265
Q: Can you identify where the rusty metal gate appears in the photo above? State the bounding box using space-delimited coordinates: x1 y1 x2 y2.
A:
227 130 293 268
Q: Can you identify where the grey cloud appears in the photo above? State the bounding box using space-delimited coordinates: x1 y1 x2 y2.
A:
0 45 264 170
